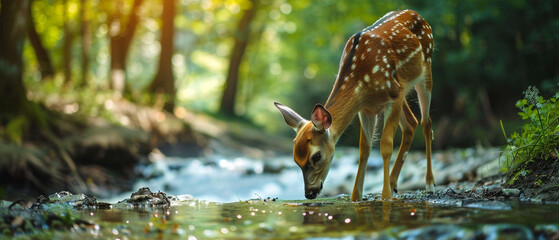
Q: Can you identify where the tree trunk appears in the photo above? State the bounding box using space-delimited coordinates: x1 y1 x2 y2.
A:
219 0 258 116
80 0 90 87
0 0 30 121
108 0 143 97
28 0 54 81
62 0 72 85
148 0 176 112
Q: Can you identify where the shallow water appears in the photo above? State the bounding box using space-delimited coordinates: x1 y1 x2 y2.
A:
66 198 559 239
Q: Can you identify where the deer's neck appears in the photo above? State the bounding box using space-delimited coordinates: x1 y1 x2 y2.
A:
324 90 362 142
323 32 365 142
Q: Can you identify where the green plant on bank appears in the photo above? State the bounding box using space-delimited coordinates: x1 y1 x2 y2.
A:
500 86 559 185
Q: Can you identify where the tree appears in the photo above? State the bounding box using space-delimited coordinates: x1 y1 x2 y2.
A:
219 0 258 116
80 0 91 87
148 0 176 112
28 0 54 81
108 0 143 97
0 0 30 122
62 0 73 84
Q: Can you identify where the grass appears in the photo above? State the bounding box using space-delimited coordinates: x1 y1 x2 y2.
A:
501 86 559 186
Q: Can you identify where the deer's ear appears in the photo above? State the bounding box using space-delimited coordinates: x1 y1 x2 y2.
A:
311 104 332 132
274 102 306 131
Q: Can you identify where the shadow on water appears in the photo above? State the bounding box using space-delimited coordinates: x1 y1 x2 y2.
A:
73 198 559 239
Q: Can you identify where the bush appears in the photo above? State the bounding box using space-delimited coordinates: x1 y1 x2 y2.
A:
501 86 559 185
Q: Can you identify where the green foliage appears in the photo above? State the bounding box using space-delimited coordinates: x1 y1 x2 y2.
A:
3 116 28 144
15 0 559 148
501 86 559 185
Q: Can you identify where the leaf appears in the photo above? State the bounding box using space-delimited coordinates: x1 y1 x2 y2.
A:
4 115 28 145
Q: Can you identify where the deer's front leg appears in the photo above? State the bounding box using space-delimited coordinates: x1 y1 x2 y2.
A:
351 125 370 201
351 112 377 201
380 98 404 200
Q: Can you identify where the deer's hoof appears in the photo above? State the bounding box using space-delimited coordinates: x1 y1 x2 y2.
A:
425 183 435 193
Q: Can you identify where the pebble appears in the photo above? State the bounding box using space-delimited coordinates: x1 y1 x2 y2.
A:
501 188 521 197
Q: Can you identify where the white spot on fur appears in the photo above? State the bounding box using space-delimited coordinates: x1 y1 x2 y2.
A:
397 45 422 69
354 86 360 94
386 81 391 88
372 65 379 73
364 74 370 82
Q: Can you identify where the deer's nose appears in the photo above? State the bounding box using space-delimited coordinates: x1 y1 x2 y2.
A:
305 190 318 199
305 182 323 199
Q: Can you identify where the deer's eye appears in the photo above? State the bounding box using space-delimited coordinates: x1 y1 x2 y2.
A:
311 152 321 163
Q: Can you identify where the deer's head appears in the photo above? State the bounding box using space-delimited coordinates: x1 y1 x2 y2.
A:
274 102 335 199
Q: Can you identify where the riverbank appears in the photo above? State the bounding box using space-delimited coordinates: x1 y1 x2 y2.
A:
0 99 208 201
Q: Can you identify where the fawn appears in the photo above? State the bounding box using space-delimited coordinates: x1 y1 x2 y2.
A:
275 10 435 201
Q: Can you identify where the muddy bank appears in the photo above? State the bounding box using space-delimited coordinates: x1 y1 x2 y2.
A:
505 154 559 202
0 100 207 202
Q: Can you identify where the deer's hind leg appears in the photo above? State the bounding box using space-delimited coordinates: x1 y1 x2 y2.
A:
415 66 435 192
389 100 418 193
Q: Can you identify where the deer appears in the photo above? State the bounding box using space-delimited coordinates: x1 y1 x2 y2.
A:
274 10 435 201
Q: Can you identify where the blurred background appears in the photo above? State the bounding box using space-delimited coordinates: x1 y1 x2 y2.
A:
9 0 559 146
1 0 558 201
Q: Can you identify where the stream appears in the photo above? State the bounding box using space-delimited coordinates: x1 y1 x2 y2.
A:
3 147 559 239
106 146 503 203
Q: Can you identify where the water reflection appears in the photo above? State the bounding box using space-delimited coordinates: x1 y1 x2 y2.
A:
298 201 438 232
75 199 559 239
